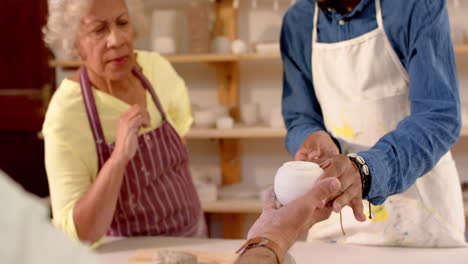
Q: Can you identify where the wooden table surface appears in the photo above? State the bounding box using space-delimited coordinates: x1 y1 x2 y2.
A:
96 236 468 264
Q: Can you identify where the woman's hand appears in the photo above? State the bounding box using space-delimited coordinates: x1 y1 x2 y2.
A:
247 178 341 260
112 104 150 163
294 131 339 161
319 155 367 222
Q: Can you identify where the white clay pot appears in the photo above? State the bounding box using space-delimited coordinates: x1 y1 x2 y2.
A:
232 39 247 54
153 37 176 54
193 110 216 128
274 161 324 205
216 117 234 130
240 103 259 126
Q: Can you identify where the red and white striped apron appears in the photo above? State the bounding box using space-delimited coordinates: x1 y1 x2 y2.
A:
79 66 206 237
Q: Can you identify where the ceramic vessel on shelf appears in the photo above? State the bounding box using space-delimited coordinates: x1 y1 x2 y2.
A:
232 39 247 54
153 37 176 54
213 36 232 54
269 107 285 128
240 103 259 126
216 117 235 130
193 110 216 128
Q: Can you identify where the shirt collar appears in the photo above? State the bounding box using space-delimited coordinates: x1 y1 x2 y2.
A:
342 0 370 18
313 0 371 20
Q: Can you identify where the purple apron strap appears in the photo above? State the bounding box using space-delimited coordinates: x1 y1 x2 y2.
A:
132 68 168 121
79 66 111 168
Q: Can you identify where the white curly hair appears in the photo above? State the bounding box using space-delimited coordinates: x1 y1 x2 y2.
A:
43 0 147 59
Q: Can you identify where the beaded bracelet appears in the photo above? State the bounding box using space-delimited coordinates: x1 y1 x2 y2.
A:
347 153 372 219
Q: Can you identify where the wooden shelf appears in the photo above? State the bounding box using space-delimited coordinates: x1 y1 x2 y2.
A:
37 126 286 141
49 59 81 68
165 53 280 63
462 126 468 137
48 53 281 69
455 45 468 54
48 45 468 69
202 199 262 213
187 126 286 139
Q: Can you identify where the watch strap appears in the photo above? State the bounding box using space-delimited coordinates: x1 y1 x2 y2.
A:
236 237 283 264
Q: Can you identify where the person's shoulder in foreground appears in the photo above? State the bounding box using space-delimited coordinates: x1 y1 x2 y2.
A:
0 170 97 264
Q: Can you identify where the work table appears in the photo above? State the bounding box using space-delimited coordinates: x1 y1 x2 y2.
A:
96 236 468 264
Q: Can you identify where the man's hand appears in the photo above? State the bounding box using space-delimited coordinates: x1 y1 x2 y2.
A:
294 131 339 161
247 178 341 262
319 155 367 222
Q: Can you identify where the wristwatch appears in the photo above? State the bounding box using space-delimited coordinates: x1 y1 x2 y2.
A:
347 153 372 199
236 237 283 264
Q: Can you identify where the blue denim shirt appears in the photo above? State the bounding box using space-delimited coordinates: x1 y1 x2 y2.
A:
281 0 461 205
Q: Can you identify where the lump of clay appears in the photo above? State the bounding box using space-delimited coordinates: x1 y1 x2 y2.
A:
274 161 324 205
152 250 198 264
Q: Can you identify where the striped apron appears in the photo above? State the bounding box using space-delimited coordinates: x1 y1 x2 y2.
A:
79 66 207 237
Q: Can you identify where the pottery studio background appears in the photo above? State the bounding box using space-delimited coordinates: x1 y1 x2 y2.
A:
2 0 468 239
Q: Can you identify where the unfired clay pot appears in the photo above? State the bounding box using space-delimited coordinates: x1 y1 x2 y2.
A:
274 161 324 205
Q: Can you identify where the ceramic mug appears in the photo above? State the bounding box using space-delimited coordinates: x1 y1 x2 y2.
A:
193 110 216 128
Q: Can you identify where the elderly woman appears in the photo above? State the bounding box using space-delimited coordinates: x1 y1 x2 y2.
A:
42 0 206 243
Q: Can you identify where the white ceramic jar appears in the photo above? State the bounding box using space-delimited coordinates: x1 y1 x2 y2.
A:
193 110 216 128
216 117 235 130
240 103 259 126
153 37 176 54
213 36 232 54
232 39 247 54
274 161 324 205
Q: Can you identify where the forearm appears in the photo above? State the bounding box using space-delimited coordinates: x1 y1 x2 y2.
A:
73 154 128 242
360 112 460 204
236 247 279 264
285 120 325 155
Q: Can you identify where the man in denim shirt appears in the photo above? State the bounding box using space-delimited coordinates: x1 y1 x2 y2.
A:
281 0 466 246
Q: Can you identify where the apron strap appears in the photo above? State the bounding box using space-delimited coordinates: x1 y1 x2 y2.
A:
132 68 168 122
375 0 384 30
79 66 111 168
312 1 319 44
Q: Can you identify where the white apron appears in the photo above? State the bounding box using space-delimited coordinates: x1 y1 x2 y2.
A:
307 0 466 247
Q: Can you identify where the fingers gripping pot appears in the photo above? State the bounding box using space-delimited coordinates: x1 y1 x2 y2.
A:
274 161 347 235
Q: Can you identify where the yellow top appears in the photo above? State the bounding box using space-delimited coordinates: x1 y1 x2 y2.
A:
42 50 193 241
